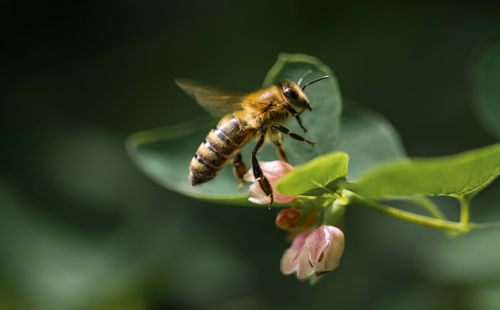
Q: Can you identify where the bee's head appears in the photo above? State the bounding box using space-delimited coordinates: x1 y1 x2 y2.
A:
279 81 310 111
278 71 329 112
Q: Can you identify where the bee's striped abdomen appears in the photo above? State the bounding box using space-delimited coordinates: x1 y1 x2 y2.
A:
189 115 252 186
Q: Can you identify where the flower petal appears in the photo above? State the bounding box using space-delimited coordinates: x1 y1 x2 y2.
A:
246 161 296 205
248 183 271 204
258 161 295 180
306 225 344 275
280 230 308 275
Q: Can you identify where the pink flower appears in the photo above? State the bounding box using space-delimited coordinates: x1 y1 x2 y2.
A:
281 225 344 280
243 160 295 205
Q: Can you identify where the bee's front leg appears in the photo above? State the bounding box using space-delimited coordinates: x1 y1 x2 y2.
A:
284 103 308 132
252 134 274 209
272 124 315 146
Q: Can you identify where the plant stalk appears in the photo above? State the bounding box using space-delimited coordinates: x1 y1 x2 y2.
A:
458 195 471 232
344 191 466 233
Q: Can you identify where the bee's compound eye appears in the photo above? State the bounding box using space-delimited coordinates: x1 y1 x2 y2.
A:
284 87 298 100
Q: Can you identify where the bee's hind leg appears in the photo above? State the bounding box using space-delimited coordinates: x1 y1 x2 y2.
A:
232 152 247 190
252 134 274 209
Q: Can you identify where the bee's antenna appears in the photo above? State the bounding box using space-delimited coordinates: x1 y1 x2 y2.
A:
301 75 329 91
297 70 313 87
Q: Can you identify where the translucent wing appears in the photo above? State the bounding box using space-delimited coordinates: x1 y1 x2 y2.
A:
175 79 246 117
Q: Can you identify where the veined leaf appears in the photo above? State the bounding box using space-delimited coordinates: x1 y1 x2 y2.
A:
349 143 500 199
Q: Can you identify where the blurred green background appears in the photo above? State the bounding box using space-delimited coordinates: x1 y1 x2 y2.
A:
2 1 500 309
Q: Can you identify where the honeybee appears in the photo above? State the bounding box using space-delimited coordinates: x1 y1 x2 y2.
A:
176 71 328 208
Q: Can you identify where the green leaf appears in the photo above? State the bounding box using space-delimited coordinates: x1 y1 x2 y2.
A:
472 40 500 140
349 143 500 199
275 152 349 195
262 53 342 164
340 103 406 180
126 54 342 204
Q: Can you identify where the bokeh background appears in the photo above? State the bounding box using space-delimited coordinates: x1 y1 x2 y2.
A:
2 1 500 309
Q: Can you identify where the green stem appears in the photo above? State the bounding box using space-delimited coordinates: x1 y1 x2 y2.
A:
458 195 471 232
345 191 465 232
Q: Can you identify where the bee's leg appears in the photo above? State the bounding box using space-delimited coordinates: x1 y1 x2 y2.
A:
252 134 274 209
272 124 315 146
284 103 308 132
272 134 288 163
232 152 247 190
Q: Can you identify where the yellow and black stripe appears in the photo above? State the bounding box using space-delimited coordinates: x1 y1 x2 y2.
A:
189 115 253 186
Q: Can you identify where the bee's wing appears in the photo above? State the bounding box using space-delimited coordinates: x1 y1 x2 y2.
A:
175 79 246 117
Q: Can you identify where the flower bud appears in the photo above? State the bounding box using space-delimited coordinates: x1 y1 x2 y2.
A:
244 161 295 205
281 225 344 281
276 208 302 230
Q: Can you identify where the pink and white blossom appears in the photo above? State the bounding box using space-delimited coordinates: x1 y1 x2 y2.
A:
281 225 344 280
244 160 295 205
